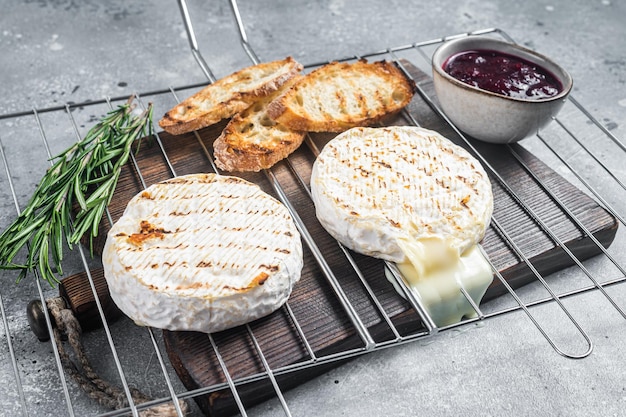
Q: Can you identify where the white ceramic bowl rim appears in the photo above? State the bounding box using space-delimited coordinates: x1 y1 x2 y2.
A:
432 36 573 103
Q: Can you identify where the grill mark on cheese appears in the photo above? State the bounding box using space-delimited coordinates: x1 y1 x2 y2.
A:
311 127 493 260
169 210 191 216
127 220 169 246
218 271 270 292
109 174 298 298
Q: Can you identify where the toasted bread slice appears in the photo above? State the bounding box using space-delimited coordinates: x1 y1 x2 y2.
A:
267 60 415 132
213 76 306 172
159 57 303 135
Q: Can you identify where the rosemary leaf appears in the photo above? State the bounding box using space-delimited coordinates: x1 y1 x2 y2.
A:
0 97 153 286
91 201 108 237
28 227 47 273
74 174 88 212
4 217 46 246
38 237 52 284
51 211 64 268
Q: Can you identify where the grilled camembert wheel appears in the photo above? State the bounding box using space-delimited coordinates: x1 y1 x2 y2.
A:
102 174 303 333
311 126 494 326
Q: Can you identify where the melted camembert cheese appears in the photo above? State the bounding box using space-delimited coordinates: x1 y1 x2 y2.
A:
310 126 495 328
389 236 493 327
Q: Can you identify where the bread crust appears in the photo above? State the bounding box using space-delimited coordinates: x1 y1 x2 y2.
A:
267 59 415 132
214 77 306 172
159 57 303 135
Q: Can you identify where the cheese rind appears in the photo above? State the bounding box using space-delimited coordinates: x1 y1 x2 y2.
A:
102 173 303 333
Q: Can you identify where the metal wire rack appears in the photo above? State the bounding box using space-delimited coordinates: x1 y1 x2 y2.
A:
1 0 625 416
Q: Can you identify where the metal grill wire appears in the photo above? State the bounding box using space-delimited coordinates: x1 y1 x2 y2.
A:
0 0 624 415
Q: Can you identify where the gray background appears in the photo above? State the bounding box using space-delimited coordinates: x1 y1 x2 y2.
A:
1 1 625 416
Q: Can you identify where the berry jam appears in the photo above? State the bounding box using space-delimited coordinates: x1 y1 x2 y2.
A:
443 49 563 100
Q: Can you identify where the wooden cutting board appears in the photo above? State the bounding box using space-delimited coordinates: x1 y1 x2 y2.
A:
59 61 617 416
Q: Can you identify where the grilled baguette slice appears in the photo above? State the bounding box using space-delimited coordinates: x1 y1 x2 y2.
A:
159 57 303 135
267 60 415 132
214 76 306 172
102 173 303 334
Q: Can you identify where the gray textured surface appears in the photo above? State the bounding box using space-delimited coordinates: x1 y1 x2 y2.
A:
1 1 626 416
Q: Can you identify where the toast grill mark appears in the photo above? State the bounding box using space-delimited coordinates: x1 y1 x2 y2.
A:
268 60 415 133
158 57 303 136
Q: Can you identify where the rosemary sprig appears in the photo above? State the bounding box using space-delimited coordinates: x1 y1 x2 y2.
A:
0 97 153 286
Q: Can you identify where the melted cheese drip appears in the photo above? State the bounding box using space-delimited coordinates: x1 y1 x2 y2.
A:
392 236 493 327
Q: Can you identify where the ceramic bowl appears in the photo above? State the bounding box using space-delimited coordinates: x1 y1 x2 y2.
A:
431 36 573 144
